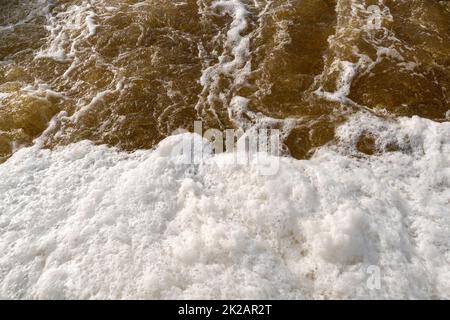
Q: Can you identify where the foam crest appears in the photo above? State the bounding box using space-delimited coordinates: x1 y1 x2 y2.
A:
0 114 448 299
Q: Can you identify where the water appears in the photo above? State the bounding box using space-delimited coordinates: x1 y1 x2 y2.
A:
1 0 449 161
0 0 449 299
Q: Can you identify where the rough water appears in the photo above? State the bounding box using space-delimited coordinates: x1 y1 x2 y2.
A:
0 0 449 299
1 0 449 160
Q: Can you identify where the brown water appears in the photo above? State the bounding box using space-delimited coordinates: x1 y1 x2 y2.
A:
0 0 449 162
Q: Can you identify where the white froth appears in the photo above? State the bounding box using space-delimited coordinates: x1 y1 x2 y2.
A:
0 0 52 32
197 0 252 114
85 13 97 37
195 0 295 135
313 0 417 111
35 2 98 62
315 60 358 103
0 93 12 101
0 114 449 299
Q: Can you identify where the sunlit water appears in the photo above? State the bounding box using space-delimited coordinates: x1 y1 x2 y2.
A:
1 0 449 161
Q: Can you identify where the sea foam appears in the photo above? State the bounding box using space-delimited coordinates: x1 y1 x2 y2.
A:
0 114 449 299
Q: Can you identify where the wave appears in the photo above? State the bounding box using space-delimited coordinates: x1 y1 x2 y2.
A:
0 113 448 299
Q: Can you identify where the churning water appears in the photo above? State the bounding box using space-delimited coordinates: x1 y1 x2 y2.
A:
0 0 449 299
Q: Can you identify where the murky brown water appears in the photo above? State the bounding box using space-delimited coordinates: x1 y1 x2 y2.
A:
0 0 449 162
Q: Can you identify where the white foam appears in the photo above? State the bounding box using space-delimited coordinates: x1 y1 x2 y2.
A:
313 0 415 109
0 114 449 299
0 93 12 101
196 0 252 126
85 13 97 37
315 60 359 103
35 2 98 62
195 0 295 138
0 0 52 32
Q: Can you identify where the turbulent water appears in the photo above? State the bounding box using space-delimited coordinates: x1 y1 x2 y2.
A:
1 0 449 160
0 0 449 299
